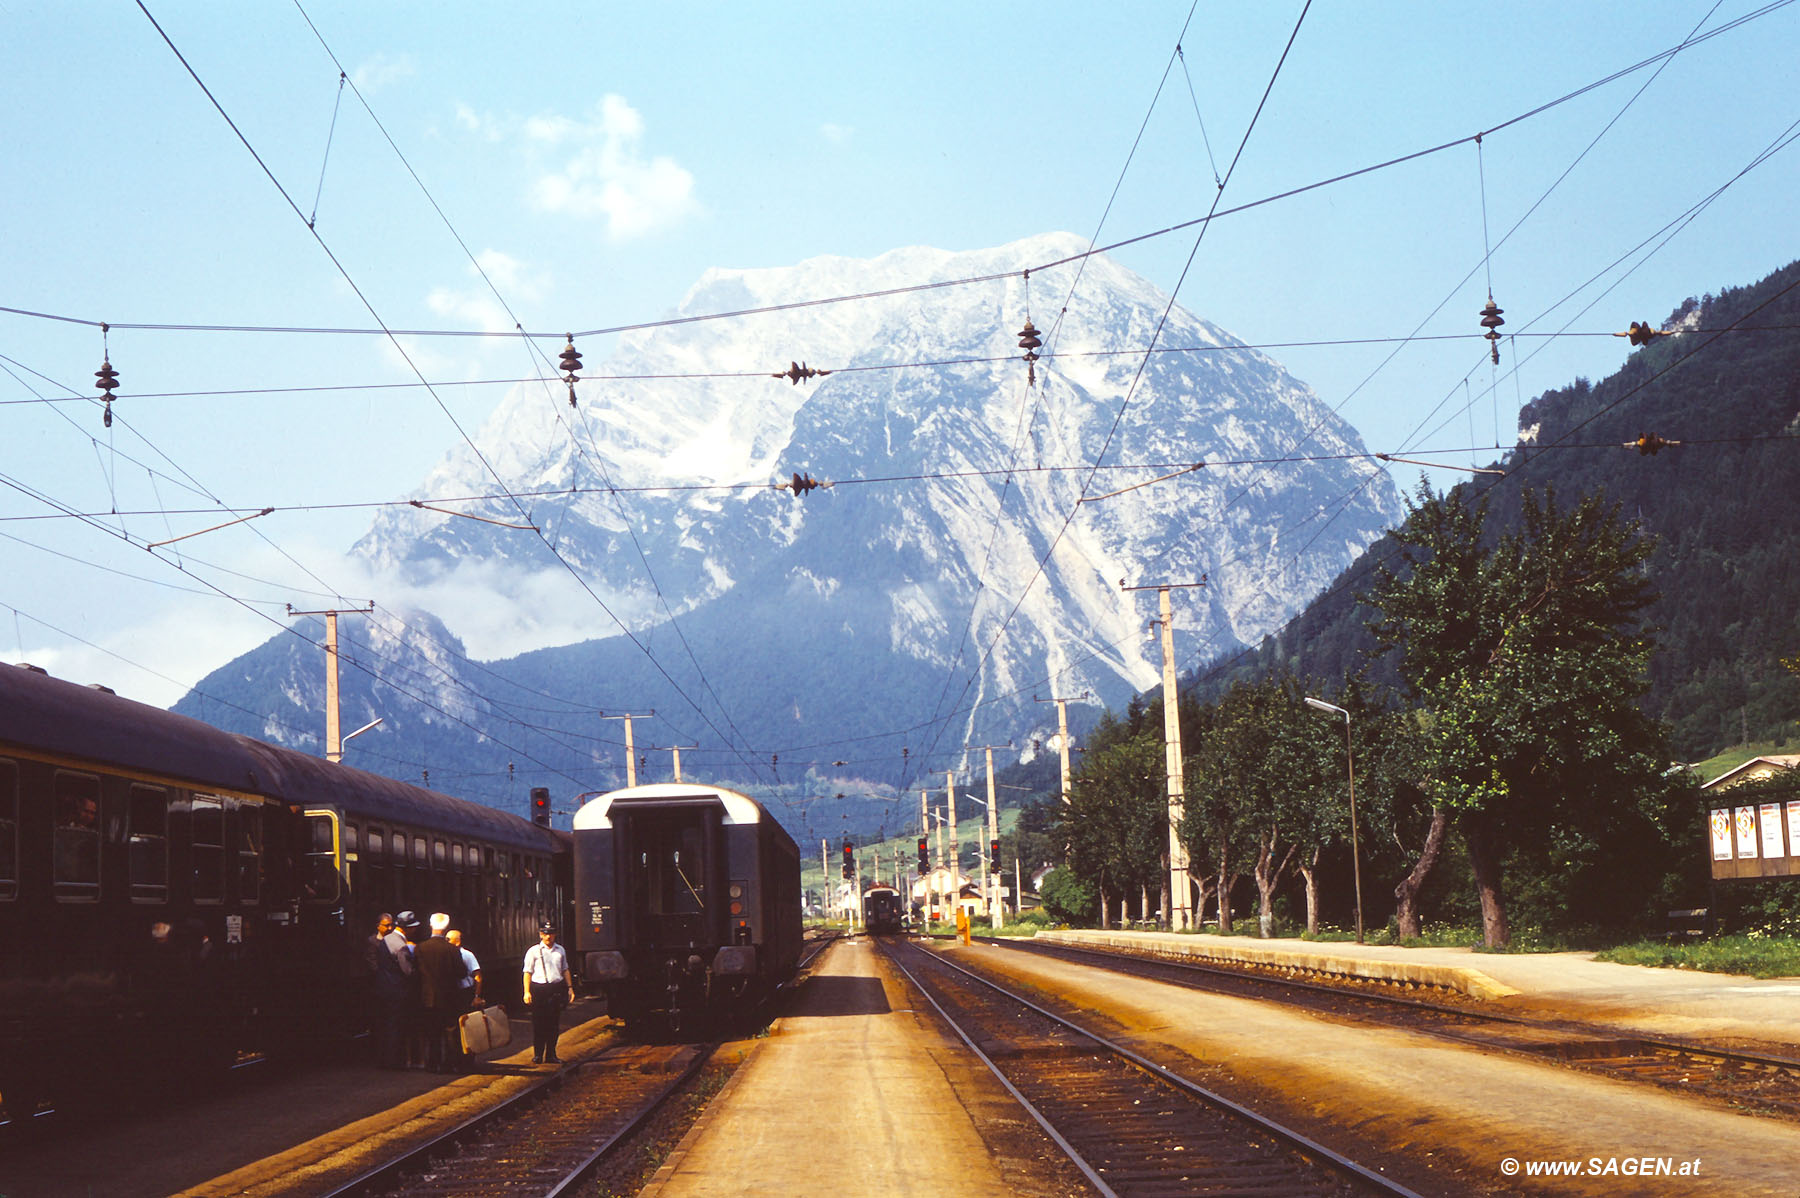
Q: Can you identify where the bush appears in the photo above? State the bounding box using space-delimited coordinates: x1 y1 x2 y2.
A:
1597 933 1800 979
1038 866 1098 925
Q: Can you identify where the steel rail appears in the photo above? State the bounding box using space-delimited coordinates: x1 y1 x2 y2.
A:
890 938 1425 1197
541 1042 721 1198
992 936 1800 1076
318 1063 575 1198
880 942 1119 1197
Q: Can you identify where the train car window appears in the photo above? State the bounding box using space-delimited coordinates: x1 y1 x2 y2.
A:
484 847 494 872
127 784 170 902
53 771 102 900
191 796 225 904
452 843 464 871
366 827 384 859
233 803 263 905
344 825 359 855
433 838 447 867
302 810 341 903
0 759 17 901
413 836 427 866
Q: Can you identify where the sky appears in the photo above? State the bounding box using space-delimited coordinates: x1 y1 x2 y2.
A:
5 1 1799 718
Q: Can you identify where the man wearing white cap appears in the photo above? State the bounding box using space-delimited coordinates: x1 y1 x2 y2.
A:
521 923 573 1064
415 912 468 1072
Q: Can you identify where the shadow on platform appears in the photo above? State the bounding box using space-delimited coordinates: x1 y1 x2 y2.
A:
796 975 892 1017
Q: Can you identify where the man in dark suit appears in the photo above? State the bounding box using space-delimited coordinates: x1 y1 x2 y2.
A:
415 912 469 1072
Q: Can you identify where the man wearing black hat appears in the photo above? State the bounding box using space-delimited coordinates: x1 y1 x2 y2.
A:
521 923 573 1064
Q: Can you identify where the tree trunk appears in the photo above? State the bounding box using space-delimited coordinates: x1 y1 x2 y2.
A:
1393 806 1450 941
1254 831 1296 939
1195 875 1215 933
1461 811 1510 948
1215 837 1233 935
1099 881 1110 930
1298 845 1322 935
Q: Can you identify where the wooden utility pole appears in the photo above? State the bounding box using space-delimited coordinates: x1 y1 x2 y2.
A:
600 711 653 788
660 744 697 783
920 789 932 922
1121 579 1206 931
971 744 1009 930
945 771 958 923
932 803 945 924
286 602 374 764
1036 692 1086 805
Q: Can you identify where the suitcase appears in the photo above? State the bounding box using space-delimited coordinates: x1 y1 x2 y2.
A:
459 1003 511 1055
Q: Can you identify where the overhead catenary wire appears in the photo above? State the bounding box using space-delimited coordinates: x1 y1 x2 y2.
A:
134 0 773 783
288 0 766 780
10 2 1789 350
14 4 1800 798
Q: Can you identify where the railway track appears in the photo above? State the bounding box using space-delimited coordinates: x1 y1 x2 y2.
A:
319 1039 720 1198
321 932 836 1197
990 935 1800 1121
881 937 1422 1198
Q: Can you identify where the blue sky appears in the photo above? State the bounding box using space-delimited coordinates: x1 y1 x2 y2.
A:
5 2 1799 710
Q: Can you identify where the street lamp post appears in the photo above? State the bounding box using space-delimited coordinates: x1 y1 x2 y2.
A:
1304 697 1364 944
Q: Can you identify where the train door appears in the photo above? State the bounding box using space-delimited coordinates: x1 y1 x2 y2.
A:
617 805 724 949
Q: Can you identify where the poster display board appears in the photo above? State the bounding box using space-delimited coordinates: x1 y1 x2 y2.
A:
1711 799 1797 879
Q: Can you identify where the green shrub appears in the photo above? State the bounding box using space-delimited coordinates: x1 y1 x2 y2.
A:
1597 933 1800 979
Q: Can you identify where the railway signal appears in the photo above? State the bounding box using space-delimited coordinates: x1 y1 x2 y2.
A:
531 787 551 826
989 838 1000 871
841 837 854 879
917 835 929 873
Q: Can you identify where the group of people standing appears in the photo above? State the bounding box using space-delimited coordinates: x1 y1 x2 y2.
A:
366 912 574 1070
365 910 484 1072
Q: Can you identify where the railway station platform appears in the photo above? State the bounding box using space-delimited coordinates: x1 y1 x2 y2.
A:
1035 929 1800 1052
638 934 1080 1198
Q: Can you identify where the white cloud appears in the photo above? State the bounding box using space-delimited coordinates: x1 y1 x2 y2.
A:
454 102 505 142
352 53 415 93
821 122 853 145
527 95 699 239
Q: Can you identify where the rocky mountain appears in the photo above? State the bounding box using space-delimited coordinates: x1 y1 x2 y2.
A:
178 233 1402 813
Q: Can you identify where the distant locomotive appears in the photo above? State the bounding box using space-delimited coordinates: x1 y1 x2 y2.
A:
572 783 802 1031
0 662 566 1118
862 884 904 934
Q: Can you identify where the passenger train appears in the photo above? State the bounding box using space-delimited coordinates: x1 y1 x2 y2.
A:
572 783 803 1031
861 884 905 934
0 662 565 1117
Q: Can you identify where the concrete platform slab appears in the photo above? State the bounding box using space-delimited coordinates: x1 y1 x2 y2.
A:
1035 930 1800 1052
639 936 1089 1198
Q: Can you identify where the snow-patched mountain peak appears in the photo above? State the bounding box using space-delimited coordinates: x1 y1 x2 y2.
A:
349 233 1402 756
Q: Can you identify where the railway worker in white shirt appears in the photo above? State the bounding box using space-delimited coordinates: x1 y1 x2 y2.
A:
521 922 574 1064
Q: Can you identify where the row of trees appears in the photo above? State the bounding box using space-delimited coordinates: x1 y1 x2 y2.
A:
1043 483 1696 948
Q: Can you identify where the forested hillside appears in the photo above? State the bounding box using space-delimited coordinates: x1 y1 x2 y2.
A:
1196 259 1800 760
